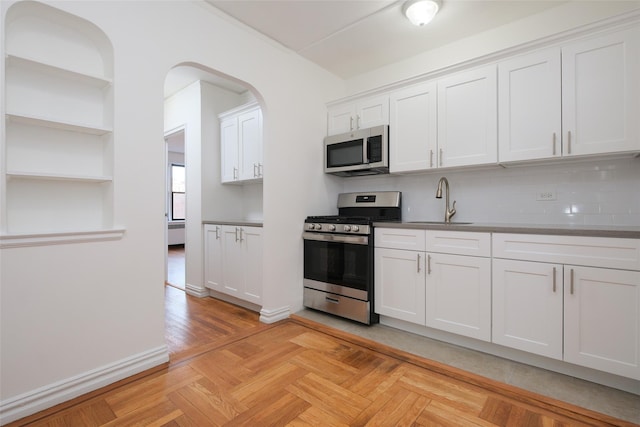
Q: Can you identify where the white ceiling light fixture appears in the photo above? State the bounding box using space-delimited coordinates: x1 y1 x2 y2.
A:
403 0 442 26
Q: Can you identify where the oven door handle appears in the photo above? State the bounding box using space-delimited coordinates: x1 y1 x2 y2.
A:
303 232 369 245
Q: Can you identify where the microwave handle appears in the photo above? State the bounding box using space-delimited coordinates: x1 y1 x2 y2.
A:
363 138 370 164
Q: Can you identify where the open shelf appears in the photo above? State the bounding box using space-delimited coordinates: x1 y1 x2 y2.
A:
6 112 112 135
0 228 126 248
6 170 113 183
3 1 115 237
5 53 112 88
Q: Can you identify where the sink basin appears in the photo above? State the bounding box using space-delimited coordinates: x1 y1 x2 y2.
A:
407 221 473 225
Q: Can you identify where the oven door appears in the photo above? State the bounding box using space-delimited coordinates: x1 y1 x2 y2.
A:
303 232 371 297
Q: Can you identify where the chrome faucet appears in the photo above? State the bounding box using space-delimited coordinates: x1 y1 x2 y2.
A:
435 177 456 223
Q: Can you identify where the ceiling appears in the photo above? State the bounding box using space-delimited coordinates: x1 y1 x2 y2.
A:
165 0 571 96
205 0 570 79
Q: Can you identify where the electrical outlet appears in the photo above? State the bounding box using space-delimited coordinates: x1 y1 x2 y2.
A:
536 190 557 201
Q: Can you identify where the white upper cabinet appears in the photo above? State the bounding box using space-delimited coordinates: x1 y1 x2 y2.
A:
437 65 498 168
219 102 263 184
389 81 437 173
498 26 640 163
498 48 562 162
238 108 263 181
562 26 640 157
220 117 239 183
327 95 389 135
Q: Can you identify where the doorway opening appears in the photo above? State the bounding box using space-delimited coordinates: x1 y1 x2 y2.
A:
165 129 186 290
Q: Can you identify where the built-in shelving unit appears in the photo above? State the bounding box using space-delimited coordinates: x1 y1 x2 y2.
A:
2 1 122 245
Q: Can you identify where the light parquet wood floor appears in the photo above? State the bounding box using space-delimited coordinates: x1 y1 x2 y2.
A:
8 286 636 427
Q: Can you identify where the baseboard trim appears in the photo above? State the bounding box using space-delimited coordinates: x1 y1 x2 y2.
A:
0 345 169 425
185 283 209 298
260 305 290 324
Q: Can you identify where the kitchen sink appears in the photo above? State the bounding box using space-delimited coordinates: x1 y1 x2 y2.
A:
407 221 473 225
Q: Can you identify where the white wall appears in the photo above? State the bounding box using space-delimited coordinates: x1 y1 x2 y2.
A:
0 0 343 423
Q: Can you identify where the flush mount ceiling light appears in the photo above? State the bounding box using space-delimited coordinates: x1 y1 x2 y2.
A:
403 0 441 26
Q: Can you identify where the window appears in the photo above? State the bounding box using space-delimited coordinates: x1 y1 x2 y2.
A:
170 164 185 220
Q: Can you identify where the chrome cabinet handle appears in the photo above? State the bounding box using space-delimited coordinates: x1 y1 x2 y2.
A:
235 227 239 242
552 133 556 156
239 227 244 242
350 116 354 131
233 167 238 180
570 268 574 295
567 131 572 154
417 254 421 273
253 163 258 178
215 226 220 240
258 163 263 177
356 115 361 129
552 267 556 292
429 150 434 168
427 255 432 275
439 148 443 167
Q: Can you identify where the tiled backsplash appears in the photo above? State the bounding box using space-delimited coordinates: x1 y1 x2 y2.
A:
342 157 640 226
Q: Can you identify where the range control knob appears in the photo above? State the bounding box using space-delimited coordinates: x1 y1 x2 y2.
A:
314 223 322 230
328 224 336 231
307 223 315 230
343 225 351 232
351 225 360 232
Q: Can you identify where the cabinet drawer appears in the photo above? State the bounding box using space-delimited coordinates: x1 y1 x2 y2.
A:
375 228 425 251
426 230 491 257
493 233 640 270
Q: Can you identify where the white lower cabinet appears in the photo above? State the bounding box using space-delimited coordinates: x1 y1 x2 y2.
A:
204 224 223 291
426 252 491 341
204 224 262 305
375 247 426 325
564 266 640 379
375 228 491 341
493 233 640 380
376 228 640 381
492 259 564 359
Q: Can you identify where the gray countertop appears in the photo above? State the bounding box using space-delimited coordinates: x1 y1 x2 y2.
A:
373 221 640 239
203 219 639 238
203 220 263 227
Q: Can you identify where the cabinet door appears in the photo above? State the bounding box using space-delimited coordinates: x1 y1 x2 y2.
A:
241 226 263 304
564 266 640 379
425 253 491 341
562 27 640 157
204 224 223 291
498 48 562 162
221 226 243 298
374 248 426 325
357 95 389 130
327 103 356 135
220 117 239 183
437 65 498 168
389 82 437 173
238 108 263 181
492 259 563 359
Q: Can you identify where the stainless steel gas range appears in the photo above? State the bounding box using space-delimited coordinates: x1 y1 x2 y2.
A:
302 191 401 324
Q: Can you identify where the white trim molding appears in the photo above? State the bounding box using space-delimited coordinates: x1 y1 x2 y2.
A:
185 283 210 298
0 345 169 425
260 305 291 324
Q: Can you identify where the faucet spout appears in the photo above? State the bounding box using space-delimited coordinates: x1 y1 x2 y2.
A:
435 177 456 223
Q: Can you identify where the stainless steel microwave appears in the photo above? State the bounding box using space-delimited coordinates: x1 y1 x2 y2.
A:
324 125 389 176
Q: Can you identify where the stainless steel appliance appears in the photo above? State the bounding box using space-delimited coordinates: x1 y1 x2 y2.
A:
303 191 401 324
324 125 389 176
